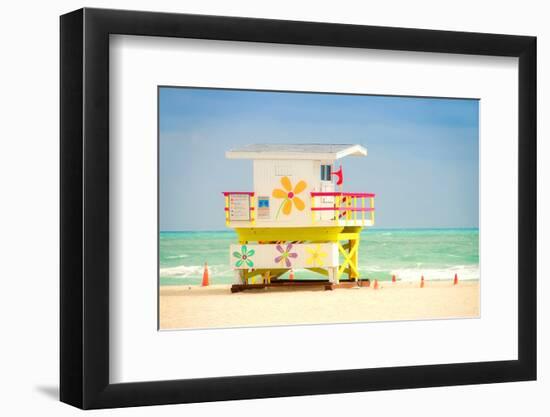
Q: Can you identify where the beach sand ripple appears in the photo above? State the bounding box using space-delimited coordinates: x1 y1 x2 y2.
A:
159 280 479 330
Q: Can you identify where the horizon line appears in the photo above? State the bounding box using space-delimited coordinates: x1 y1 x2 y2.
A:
160 226 480 233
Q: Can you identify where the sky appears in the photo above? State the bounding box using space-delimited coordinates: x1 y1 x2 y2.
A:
159 87 479 231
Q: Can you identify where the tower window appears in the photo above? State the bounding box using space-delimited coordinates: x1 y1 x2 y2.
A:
320 164 332 181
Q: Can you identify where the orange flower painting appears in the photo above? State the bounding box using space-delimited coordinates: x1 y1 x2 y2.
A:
272 176 307 219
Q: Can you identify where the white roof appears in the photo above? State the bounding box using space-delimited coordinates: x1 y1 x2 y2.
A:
225 144 367 160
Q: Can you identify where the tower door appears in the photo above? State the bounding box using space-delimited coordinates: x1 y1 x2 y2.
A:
320 164 334 220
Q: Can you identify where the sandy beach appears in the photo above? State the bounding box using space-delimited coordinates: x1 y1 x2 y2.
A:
159 280 479 330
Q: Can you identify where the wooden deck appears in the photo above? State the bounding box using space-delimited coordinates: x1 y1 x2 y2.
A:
230 278 371 293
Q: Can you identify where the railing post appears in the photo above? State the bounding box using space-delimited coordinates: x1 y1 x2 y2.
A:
361 197 365 225
250 195 256 225
370 197 375 225
225 195 230 226
334 195 339 225
311 195 315 224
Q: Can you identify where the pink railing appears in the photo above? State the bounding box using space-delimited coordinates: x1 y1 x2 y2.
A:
310 192 375 198
222 191 375 226
222 192 255 196
310 192 375 225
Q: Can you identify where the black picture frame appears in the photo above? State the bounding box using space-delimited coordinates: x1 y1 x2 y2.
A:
60 7 537 409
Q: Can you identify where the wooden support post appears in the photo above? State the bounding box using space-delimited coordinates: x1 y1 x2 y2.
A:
239 240 248 284
250 195 256 225
349 238 360 280
328 267 338 284
361 197 365 225
235 270 244 285
225 196 230 225
337 240 359 279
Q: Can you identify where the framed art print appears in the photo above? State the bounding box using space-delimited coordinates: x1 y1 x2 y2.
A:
157 88 481 330
60 8 536 409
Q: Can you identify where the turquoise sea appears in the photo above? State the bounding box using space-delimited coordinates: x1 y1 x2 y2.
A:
159 228 479 286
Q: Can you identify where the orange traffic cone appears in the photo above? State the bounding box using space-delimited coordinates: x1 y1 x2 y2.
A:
373 279 379 290
289 269 295 280
453 273 458 285
392 274 396 283
201 262 209 286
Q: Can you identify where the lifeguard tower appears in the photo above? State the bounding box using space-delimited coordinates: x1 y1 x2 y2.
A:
223 144 375 291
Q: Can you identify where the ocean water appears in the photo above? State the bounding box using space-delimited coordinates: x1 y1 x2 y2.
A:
159 228 479 286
